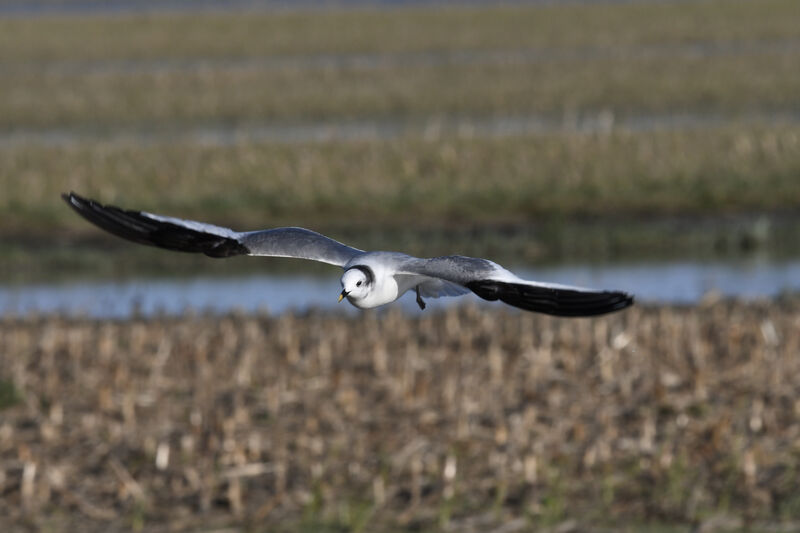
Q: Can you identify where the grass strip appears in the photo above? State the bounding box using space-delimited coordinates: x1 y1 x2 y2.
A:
3 50 799 129
1 0 798 63
3 125 799 233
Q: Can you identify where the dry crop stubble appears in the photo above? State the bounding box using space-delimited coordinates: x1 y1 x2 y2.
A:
2 300 800 531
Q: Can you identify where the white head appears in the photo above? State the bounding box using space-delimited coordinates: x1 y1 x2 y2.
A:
339 266 373 305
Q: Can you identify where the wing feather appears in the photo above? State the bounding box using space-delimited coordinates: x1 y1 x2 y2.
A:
62 192 362 266
240 227 362 266
398 255 633 316
465 279 633 317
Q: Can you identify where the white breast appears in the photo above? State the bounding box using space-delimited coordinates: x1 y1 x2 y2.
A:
344 256 406 309
351 274 398 308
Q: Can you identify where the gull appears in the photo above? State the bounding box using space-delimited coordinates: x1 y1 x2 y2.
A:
63 192 633 316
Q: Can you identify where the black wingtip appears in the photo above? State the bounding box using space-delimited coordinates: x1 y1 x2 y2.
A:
467 280 635 317
62 191 94 213
61 191 78 207
600 290 635 315
62 192 249 258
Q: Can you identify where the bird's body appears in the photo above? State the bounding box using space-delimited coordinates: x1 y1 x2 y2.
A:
62 192 633 316
341 252 472 309
344 252 407 309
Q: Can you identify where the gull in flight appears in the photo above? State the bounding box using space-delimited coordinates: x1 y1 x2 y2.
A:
63 192 633 316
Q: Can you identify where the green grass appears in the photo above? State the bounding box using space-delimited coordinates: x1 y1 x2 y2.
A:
2 1 800 130
1 0 800 241
3 125 800 234
3 50 798 129
1 0 798 63
0 379 21 410
1 0 799 130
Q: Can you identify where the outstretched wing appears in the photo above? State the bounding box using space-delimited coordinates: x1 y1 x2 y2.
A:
398 255 633 317
62 192 363 267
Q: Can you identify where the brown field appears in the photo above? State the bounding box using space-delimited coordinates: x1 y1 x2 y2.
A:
2 300 799 532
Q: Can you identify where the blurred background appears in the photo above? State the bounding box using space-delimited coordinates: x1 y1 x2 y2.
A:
1 0 800 531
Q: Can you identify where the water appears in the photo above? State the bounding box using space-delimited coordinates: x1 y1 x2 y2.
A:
2 257 798 318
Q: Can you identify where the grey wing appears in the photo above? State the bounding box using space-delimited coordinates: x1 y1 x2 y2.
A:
240 227 362 266
398 255 633 317
62 192 362 267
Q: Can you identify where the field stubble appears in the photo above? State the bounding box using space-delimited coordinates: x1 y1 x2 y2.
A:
2 300 800 531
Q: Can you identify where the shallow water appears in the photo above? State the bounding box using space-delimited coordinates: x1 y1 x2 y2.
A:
2 257 798 318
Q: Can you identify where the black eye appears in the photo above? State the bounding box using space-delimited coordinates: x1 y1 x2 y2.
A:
356 281 362 287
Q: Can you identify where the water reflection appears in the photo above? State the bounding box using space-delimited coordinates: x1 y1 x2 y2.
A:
2 258 799 318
